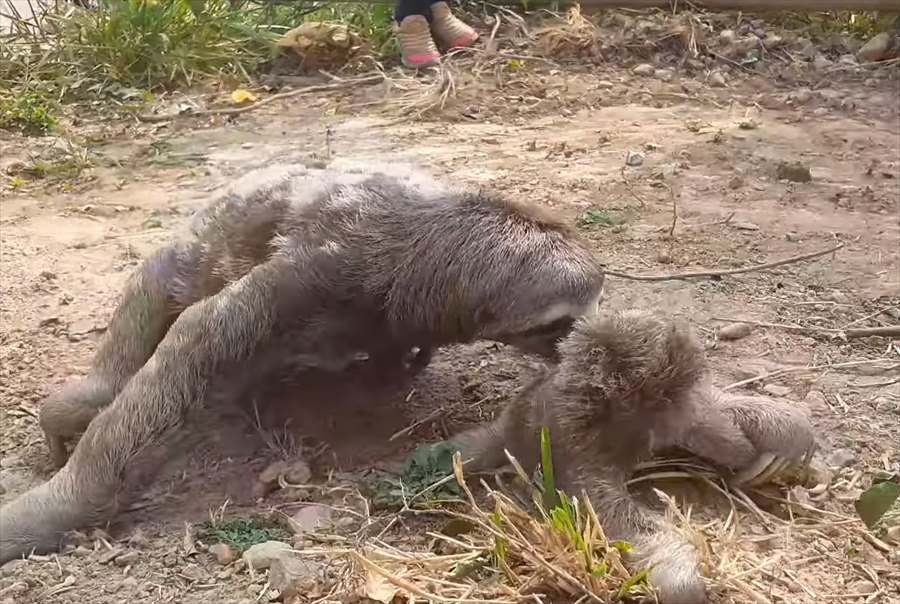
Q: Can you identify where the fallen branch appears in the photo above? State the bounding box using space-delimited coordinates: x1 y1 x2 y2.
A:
604 243 844 282
137 74 385 122
723 358 893 391
712 318 900 340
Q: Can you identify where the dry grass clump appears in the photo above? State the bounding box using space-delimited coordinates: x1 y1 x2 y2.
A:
351 451 651 603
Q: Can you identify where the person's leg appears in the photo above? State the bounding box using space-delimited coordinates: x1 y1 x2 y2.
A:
394 0 440 68
429 1 478 50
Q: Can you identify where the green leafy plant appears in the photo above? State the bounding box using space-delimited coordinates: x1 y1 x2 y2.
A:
363 440 462 509
0 92 58 135
198 517 290 552
577 208 627 229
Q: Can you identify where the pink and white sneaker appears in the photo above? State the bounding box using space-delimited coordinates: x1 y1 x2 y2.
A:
429 2 478 51
395 15 441 69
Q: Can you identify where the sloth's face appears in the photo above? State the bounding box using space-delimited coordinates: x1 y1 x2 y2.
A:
493 315 576 361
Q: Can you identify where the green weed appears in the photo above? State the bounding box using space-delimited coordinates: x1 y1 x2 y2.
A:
0 92 58 136
362 440 462 509
198 517 290 552
577 208 627 229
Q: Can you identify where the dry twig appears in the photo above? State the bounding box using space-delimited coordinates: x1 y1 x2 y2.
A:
712 318 900 340
604 243 844 282
137 74 384 122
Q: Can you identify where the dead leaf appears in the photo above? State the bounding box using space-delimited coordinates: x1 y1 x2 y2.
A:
364 571 401 603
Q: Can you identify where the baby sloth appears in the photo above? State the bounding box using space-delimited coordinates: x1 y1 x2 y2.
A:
448 309 816 604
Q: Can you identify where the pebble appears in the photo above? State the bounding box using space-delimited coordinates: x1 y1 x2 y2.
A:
181 563 207 582
886 525 900 544
73 545 94 557
718 322 753 341
733 221 760 231
762 384 792 398
708 71 727 88
625 151 644 167
824 290 849 304
209 542 237 565
114 551 139 567
785 232 801 242
632 63 655 77
596 80 614 89
290 504 334 535
847 580 877 595
269 557 324 599
826 447 856 469
858 32 892 62
718 29 737 44
653 68 674 82
776 161 812 183
803 390 829 414
788 88 812 105
813 54 833 70
242 540 293 571
727 175 745 190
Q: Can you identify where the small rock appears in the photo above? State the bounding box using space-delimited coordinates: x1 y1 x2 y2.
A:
241 142 255 149
242 541 292 571
269 557 323 599
727 175 745 189
718 29 737 44
625 152 644 167
655 251 672 264
654 68 674 82
128 529 149 548
838 54 858 67
813 54 833 70
180 563 207 582
73 545 94 558
787 88 812 105
209 542 237 565
886 525 900 544
99 548 124 564
121 577 139 589
763 33 783 49
718 322 754 341
596 80 614 89
824 290 849 304
762 384 792 398
114 550 139 567
803 390 829 414
734 221 760 231
290 504 334 535
776 161 812 183
632 63 655 77
847 580 877 596
785 232 801 242
826 448 856 469
708 71 727 88
858 32 892 63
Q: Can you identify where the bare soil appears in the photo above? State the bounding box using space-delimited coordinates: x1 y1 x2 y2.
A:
1 23 899 604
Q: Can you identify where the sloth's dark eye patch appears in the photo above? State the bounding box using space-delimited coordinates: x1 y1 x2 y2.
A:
519 315 575 338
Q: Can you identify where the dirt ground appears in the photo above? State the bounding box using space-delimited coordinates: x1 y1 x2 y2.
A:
1 14 899 604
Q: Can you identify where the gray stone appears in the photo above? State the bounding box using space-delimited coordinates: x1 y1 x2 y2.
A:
708 71 727 88
242 541 292 571
847 580 877 595
632 63 655 77
858 32 892 63
209 542 237 565
654 68 674 82
826 448 856 469
290 504 334 535
269 557 324 599
114 551 139 567
718 323 754 341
